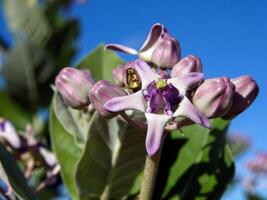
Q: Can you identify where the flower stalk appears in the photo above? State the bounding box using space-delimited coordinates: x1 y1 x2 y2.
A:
139 134 165 200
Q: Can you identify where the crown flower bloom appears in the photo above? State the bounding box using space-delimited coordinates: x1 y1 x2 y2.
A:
104 60 210 156
106 23 180 69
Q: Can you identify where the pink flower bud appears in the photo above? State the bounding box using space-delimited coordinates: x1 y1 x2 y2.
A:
192 77 235 118
89 80 127 118
139 23 180 68
55 67 95 109
223 75 259 119
171 55 202 77
150 32 180 68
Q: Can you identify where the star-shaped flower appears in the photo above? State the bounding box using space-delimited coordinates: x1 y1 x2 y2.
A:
104 60 210 156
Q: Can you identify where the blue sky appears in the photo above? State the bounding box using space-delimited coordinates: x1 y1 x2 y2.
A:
1 0 267 199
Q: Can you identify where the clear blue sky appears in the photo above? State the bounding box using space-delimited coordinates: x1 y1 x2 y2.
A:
1 0 267 199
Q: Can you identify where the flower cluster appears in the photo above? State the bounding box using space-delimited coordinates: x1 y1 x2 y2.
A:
243 153 267 193
0 119 59 191
55 23 259 157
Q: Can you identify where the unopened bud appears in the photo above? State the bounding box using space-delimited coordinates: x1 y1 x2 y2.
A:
55 67 95 109
223 75 259 119
139 23 180 68
171 55 202 77
192 77 235 118
150 32 180 68
89 80 126 118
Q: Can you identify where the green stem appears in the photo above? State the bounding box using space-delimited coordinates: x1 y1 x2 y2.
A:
139 135 165 200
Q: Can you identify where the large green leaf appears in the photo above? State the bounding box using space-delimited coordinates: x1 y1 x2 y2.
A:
53 91 91 146
75 112 146 200
76 45 124 81
49 94 82 199
3 0 50 46
3 41 56 108
0 90 31 130
0 143 38 200
154 118 235 200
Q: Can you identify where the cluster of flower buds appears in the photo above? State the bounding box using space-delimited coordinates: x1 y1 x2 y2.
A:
243 153 267 193
247 153 267 175
0 119 59 191
55 23 259 156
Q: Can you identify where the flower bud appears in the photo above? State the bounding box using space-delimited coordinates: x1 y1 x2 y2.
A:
223 75 259 119
192 77 235 118
55 67 95 109
89 80 127 118
150 32 180 68
139 23 180 68
171 55 202 77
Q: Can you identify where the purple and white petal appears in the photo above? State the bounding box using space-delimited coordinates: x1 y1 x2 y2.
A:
139 23 163 52
104 91 146 112
173 96 211 128
105 44 138 55
0 120 21 149
134 60 160 89
39 147 57 168
145 113 172 157
168 72 204 94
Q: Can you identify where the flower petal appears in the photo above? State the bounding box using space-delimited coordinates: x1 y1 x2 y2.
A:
135 60 160 89
168 72 204 94
104 91 145 112
140 23 163 52
145 113 172 157
0 120 21 149
173 96 211 128
105 44 138 55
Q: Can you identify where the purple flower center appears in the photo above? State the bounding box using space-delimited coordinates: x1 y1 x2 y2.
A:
143 79 180 115
0 121 6 132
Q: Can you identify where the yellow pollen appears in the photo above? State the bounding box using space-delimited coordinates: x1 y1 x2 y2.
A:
127 68 141 89
156 79 167 89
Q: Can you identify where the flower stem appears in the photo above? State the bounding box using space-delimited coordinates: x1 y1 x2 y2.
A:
139 135 165 200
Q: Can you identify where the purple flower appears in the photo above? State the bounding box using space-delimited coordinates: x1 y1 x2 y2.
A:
104 60 210 156
106 23 180 68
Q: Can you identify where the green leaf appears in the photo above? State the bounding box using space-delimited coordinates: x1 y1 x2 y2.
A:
76 45 124 81
3 0 50 46
75 112 146 200
53 91 91 146
154 118 235 200
0 143 38 200
3 41 56 108
49 93 82 199
0 90 31 130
